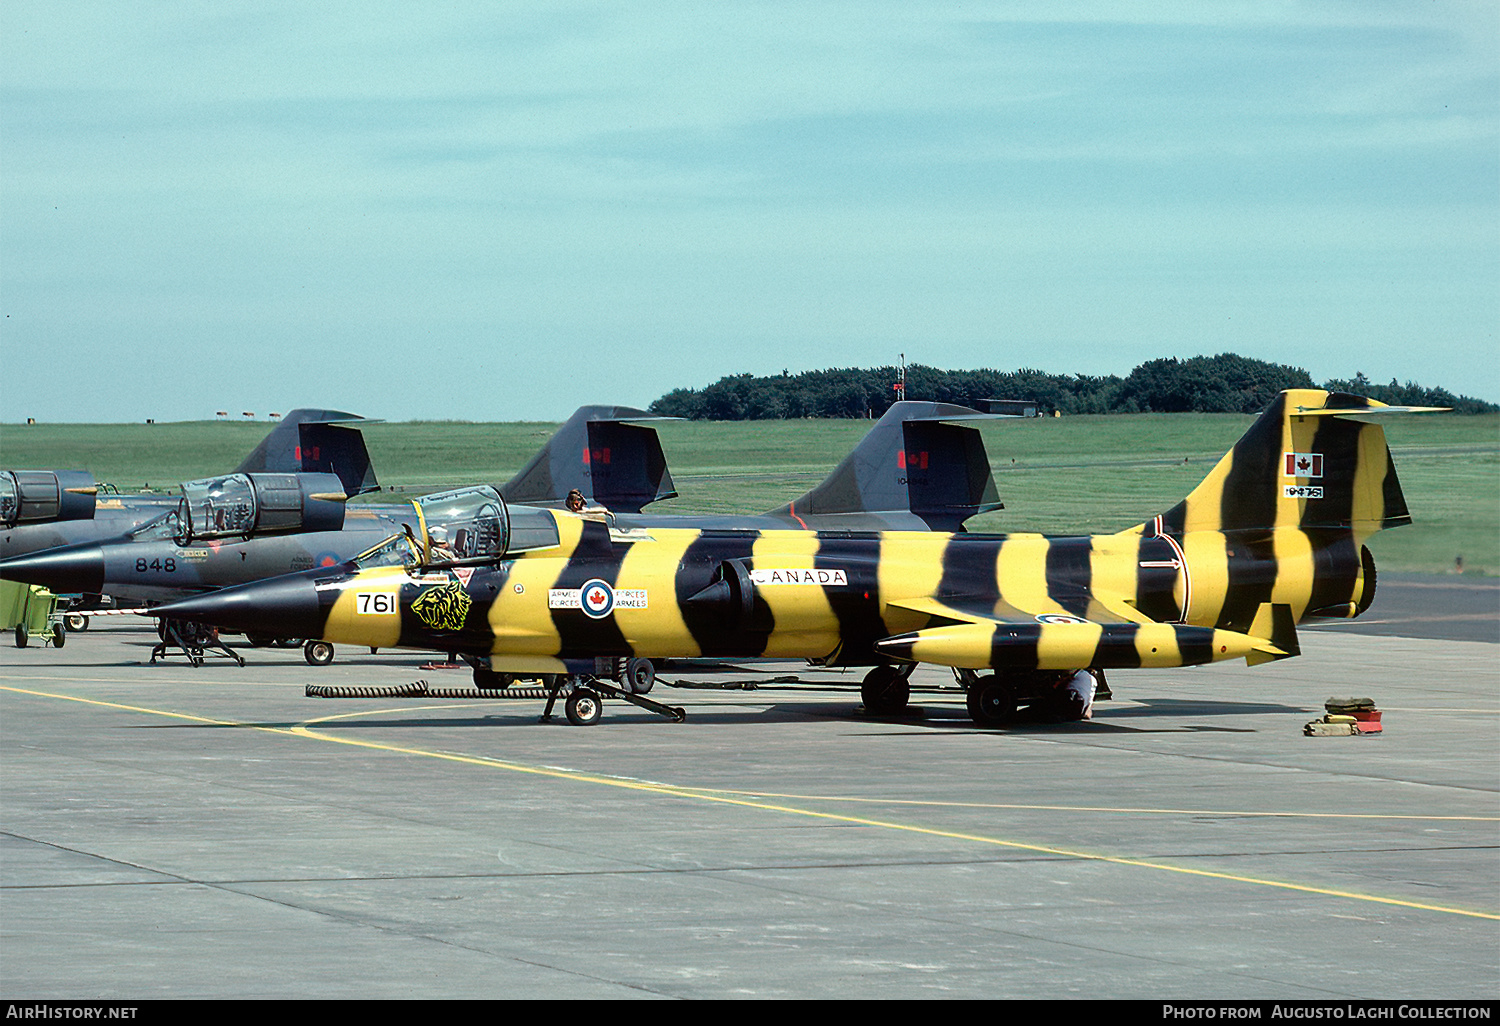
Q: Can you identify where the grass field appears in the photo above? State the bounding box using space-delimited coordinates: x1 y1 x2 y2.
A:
3 412 1495 574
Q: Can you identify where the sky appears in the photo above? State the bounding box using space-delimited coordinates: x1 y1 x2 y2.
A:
2 1 1496 424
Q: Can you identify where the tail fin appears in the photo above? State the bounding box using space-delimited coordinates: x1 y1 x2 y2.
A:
294 422 379 497
499 406 678 514
1156 389 1437 539
234 409 379 497
1140 389 1445 632
769 401 1036 531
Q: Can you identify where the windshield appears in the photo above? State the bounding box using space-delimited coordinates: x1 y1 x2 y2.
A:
129 509 180 542
351 532 424 571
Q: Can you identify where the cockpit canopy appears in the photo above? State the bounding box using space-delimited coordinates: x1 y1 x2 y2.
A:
412 486 560 566
175 472 346 544
0 470 97 528
415 486 508 564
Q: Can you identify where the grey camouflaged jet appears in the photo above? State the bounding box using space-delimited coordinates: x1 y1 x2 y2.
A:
2 401 1035 665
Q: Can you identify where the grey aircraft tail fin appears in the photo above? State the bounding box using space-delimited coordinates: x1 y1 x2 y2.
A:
233 409 380 497
770 400 1034 532
499 406 678 514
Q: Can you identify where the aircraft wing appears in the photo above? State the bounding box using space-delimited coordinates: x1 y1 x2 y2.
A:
875 592 1295 671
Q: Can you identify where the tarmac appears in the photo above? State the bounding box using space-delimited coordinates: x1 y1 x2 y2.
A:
1 574 1496 1000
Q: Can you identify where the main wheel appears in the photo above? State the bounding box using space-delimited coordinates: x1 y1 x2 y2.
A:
624 657 656 695
304 640 335 666
967 675 1017 727
565 688 603 726
861 664 910 715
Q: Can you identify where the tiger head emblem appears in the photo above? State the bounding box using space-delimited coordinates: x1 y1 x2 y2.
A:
410 581 472 632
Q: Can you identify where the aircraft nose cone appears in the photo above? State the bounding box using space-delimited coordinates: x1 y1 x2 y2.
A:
151 574 325 639
0 544 106 594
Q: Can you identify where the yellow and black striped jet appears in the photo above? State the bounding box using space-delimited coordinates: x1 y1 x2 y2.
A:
150 389 1438 725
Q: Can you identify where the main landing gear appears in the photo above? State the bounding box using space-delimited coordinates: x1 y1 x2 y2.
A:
860 663 915 716
965 674 1019 727
962 670 1111 727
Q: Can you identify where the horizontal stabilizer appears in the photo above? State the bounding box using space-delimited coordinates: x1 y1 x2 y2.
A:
1292 393 1450 418
964 399 1041 418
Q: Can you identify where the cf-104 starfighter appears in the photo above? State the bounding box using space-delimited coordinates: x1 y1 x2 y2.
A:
147 390 1440 725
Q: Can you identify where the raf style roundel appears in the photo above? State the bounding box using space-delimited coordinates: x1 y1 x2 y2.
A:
580 579 615 619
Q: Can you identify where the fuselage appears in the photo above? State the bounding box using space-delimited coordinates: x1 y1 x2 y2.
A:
239 510 1365 673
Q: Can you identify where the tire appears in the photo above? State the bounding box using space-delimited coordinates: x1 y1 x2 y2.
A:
624 657 656 695
967 676 1017 727
52 624 66 648
64 613 90 632
246 634 275 647
304 641 335 666
15 624 28 649
861 664 910 715
565 688 603 726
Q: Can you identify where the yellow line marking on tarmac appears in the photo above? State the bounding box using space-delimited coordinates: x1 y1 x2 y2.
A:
1 685 306 735
6 684 1498 922
1 672 312 689
684 791 1500 822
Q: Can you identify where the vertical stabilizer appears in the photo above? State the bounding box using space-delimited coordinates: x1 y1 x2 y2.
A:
295 422 379 497
500 406 678 513
234 410 373 489
1134 389 1444 633
769 401 1016 531
1155 389 1424 540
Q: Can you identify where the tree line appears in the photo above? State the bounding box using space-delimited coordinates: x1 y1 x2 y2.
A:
648 354 1498 419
